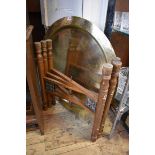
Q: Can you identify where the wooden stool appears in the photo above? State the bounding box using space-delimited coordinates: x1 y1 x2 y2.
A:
34 39 122 141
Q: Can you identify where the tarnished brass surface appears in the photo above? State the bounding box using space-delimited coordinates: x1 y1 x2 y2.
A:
45 16 116 92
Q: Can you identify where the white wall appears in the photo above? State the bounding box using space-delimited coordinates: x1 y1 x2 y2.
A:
40 0 82 27
40 0 109 31
83 0 109 31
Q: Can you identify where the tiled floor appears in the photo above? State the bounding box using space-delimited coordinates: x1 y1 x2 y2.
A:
26 102 129 155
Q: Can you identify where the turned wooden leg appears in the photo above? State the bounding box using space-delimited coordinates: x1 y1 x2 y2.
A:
98 57 122 136
41 40 52 108
91 63 113 142
46 39 56 105
34 42 48 110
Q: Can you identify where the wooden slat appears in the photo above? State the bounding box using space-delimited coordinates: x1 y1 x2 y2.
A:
48 87 94 114
56 86 94 114
44 75 98 103
46 72 89 96
47 72 73 87
49 69 98 102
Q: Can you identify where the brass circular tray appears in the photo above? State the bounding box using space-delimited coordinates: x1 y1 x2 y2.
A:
45 16 116 92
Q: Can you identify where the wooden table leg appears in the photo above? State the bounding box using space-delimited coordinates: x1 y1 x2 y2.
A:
91 63 113 142
99 57 122 136
34 42 48 110
46 39 56 105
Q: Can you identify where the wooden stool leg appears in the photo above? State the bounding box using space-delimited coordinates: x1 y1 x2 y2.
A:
98 57 122 136
46 39 56 105
91 63 113 142
41 40 52 108
34 42 48 110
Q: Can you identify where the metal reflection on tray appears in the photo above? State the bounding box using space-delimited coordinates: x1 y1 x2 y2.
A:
45 16 116 92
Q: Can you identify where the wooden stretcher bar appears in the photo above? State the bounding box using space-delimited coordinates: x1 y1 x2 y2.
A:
48 68 98 102
47 86 94 114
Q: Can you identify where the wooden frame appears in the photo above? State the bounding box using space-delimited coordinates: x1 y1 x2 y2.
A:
34 39 122 141
26 25 44 134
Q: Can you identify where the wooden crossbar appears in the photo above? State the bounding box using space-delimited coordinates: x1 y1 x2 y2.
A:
47 86 94 114
48 68 98 102
44 76 85 94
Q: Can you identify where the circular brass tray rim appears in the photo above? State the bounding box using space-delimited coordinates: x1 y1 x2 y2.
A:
45 16 116 63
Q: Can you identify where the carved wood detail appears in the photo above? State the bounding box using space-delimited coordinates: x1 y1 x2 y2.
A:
41 40 48 73
46 39 53 70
